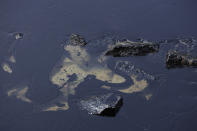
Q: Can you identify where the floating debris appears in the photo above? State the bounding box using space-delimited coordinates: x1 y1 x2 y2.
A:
1 62 12 74
8 55 16 63
14 33 23 40
144 93 152 101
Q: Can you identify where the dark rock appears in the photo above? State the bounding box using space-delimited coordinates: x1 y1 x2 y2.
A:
79 93 123 117
166 51 197 68
105 40 159 57
68 34 87 46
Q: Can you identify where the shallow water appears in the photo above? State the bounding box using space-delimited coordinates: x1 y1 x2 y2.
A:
0 0 197 131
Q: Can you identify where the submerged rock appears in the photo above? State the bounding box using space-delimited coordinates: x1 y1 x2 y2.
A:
166 51 197 68
68 34 87 46
79 93 123 116
105 40 159 57
115 61 155 81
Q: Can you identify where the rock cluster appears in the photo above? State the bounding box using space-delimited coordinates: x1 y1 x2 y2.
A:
105 40 159 57
166 51 197 68
61 34 197 116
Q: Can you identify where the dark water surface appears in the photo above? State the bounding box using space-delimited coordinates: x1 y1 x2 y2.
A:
0 0 197 131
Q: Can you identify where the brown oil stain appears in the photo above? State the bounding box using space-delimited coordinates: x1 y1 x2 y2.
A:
7 86 32 103
43 102 69 111
119 75 148 93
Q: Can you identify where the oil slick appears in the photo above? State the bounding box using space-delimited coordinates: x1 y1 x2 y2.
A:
2 35 151 112
7 86 32 103
43 102 69 111
101 85 111 90
119 75 148 94
50 45 126 88
48 44 149 111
